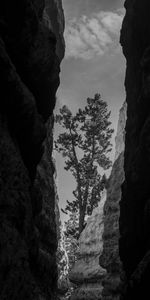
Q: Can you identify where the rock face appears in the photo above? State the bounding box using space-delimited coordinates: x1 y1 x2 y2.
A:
57 226 70 296
44 0 65 61
120 0 150 298
35 118 59 298
69 192 107 300
99 102 126 299
115 102 127 161
0 1 64 299
55 171 69 296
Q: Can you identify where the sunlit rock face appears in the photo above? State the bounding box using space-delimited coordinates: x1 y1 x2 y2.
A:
0 1 64 299
69 192 107 300
54 171 69 296
57 227 70 295
99 102 126 300
115 102 127 161
120 0 150 298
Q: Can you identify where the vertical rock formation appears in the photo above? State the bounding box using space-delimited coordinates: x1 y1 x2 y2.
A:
99 102 126 300
120 0 150 298
0 1 65 299
115 102 127 161
44 0 65 61
57 226 70 297
34 118 59 298
54 168 69 296
69 191 107 300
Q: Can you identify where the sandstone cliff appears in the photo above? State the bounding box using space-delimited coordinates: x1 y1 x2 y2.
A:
0 1 64 299
69 192 107 300
115 102 127 161
54 169 69 296
120 0 150 298
99 102 126 300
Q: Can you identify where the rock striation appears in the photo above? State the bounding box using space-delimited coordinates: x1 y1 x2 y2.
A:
69 192 107 300
115 102 127 161
55 170 69 296
0 1 64 299
99 102 126 300
120 0 150 298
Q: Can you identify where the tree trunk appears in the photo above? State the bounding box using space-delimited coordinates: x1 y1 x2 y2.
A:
78 182 89 236
79 207 86 236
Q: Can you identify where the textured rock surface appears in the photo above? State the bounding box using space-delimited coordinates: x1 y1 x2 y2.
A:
71 284 103 300
44 0 65 61
55 172 69 296
35 118 59 298
115 102 127 161
0 1 64 299
120 0 150 298
69 192 107 300
99 102 126 300
57 227 69 296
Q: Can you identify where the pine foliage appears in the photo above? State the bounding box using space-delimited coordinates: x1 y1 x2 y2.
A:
55 93 114 236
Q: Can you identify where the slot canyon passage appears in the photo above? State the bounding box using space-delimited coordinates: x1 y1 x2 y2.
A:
1 0 150 300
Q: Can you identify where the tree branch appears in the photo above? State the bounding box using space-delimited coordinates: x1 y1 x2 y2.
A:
69 126 83 211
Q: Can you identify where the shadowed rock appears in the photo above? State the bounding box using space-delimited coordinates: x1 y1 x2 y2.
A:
120 0 150 298
99 102 126 300
0 0 65 299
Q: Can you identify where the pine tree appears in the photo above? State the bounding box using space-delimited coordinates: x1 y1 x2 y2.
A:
55 93 114 236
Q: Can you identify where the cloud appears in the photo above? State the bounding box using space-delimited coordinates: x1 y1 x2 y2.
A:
64 10 124 60
98 11 123 34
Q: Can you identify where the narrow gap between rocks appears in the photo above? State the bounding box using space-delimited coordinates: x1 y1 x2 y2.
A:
54 1 126 299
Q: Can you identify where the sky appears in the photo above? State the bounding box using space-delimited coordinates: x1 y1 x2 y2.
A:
54 0 126 223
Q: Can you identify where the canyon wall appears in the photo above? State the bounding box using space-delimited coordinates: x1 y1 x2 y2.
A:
100 102 126 300
120 0 150 298
55 170 69 296
0 1 64 299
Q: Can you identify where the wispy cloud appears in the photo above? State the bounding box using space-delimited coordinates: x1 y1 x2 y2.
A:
98 11 123 34
64 11 124 60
